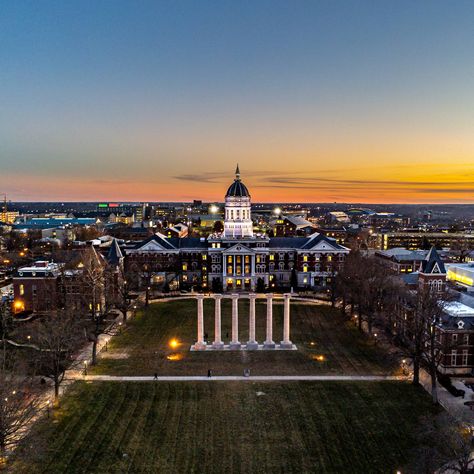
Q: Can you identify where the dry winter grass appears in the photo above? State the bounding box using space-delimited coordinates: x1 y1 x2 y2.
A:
11 380 437 474
91 299 397 376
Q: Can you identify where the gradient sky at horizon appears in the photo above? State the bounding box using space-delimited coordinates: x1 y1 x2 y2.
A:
1 0 474 203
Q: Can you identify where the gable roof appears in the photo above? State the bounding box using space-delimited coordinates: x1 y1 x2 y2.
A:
420 246 446 274
106 238 124 266
268 233 348 251
301 233 347 251
132 233 177 251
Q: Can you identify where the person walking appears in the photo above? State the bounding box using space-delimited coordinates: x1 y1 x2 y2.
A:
207 369 212 378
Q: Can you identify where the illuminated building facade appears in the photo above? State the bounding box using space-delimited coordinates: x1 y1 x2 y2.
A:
126 168 349 291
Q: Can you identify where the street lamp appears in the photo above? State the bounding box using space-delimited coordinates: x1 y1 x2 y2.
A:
83 361 88 376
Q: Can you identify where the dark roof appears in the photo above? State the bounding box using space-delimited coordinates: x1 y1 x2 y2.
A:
225 165 250 198
269 233 347 251
269 237 308 249
169 237 209 249
421 246 446 274
401 272 419 286
107 239 123 266
132 234 177 251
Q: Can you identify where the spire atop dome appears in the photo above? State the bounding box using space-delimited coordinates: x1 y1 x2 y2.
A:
235 164 240 181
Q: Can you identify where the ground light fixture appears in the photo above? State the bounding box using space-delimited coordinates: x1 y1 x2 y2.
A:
169 338 179 349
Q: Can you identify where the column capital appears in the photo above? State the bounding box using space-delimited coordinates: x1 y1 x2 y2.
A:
283 293 291 299
248 293 257 300
231 293 239 299
265 293 274 300
213 294 223 300
196 294 204 300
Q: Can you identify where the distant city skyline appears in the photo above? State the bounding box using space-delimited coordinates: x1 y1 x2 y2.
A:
1 1 473 203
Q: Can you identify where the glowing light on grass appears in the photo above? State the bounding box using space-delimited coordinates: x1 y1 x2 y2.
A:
313 355 325 362
166 354 183 361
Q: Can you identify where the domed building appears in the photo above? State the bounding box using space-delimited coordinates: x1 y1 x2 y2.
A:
126 166 349 292
223 165 253 238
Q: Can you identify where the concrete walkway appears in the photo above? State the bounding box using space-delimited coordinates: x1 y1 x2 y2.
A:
418 368 474 424
76 374 407 382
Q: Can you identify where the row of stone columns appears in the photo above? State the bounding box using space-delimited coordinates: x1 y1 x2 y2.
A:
193 293 293 350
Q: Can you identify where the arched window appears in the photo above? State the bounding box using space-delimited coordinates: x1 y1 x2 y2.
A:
279 262 285 271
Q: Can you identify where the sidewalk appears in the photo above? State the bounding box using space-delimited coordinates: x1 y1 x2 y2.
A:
76 374 407 382
419 368 474 425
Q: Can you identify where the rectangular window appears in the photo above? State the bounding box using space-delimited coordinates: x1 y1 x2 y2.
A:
462 350 468 366
269 254 274 261
20 284 24 296
227 266 233 274
202 255 207 260
463 334 469 345
244 255 250 264
227 256 232 263
453 334 458 343
451 350 457 366
182 264 187 271
303 255 308 262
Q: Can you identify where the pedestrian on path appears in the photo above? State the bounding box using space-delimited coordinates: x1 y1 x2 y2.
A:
153 373 158 380
207 369 212 378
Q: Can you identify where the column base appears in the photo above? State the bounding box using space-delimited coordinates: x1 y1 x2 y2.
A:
263 341 276 349
279 341 293 349
229 342 242 350
193 342 207 351
212 341 225 350
246 341 259 350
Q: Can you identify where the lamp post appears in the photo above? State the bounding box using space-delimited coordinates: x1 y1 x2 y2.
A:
83 361 88 376
146 286 150 307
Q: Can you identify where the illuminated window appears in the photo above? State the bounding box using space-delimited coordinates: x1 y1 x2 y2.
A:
256 256 261 263
182 264 187 271
328 255 333 262
227 266 233 274
269 254 274 261
202 255 207 260
245 255 250 263
19 284 24 296
303 255 308 262
227 256 232 263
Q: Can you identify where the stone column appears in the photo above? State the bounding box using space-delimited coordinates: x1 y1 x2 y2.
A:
229 293 241 349
194 295 207 350
212 294 224 349
264 293 275 349
280 293 293 349
246 294 258 350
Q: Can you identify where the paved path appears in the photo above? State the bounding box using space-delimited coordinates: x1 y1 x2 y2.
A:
76 374 407 382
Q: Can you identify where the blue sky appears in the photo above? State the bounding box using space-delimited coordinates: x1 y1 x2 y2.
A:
1 1 473 202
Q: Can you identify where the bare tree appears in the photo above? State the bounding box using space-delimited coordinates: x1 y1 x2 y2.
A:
0 300 14 370
409 413 474 474
79 247 117 365
0 365 41 466
26 311 85 403
450 238 472 263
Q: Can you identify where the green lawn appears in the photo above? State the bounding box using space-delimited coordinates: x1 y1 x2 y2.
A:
12 381 437 474
92 299 397 376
